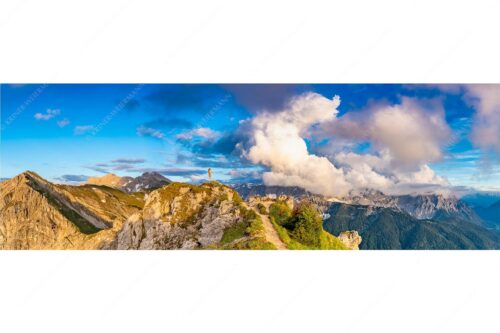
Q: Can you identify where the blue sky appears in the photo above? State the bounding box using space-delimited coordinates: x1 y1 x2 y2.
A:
1 84 499 193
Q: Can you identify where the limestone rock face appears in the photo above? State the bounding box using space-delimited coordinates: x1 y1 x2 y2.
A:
103 182 244 249
0 171 143 249
337 230 362 250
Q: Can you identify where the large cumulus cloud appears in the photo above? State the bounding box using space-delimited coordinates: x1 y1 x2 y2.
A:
242 92 453 197
243 92 351 197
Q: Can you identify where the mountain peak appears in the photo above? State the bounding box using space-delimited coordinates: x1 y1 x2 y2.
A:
86 173 123 187
7 170 46 186
121 172 171 193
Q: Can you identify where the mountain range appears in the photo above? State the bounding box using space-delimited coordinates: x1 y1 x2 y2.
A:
0 171 353 250
323 203 499 249
233 185 500 249
1 171 499 250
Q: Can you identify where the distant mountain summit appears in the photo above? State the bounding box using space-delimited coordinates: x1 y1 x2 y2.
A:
120 172 171 193
233 184 313 199
233 184 481 224
86 172 171 193
346 190 482 224
86 173 124 188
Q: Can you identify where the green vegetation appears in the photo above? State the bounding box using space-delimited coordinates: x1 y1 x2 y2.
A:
269 201 292 226
286 204 323 247
217 206 276 250
90 185 145 209
154 182 212 223
232 192 244 205
256 203 268 215
65 184 145 209
269 201 347 250
228 237 276 250
220 221 247 245
157 182 208 202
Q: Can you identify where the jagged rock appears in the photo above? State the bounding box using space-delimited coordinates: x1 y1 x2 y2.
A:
102 182 244 249
345 190 482 224
337 231 362 250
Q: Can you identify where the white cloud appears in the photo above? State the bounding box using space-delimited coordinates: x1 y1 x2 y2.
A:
463 85 500 154
137 125 165 139
334 150 449 195
177 127 221 140
34 108 60 120
326 97 452 167
243 92 351 197
74 125 96 135
242 93 452 197
57 118 70 127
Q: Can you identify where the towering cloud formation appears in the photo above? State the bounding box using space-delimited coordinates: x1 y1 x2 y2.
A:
243 92 452 197
244 93 351 197
464 85 500 155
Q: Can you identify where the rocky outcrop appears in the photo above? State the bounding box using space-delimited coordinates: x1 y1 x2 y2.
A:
102 182 245 249
337 231 362 250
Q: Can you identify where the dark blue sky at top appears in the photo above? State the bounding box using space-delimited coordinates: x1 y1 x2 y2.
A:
0 83 491 189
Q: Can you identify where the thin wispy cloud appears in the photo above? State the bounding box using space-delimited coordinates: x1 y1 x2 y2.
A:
177 127 221 140
110 158 146 164
55 174 89 183
34 108 60 120
137 125 165 139
74 125 96 135
57 118 70 127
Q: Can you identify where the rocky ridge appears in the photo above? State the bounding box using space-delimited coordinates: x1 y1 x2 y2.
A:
1 172 295 250
0 171 143 249
103 182 247 249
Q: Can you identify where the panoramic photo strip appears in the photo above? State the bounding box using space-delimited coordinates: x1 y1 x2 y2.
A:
1 84 499 250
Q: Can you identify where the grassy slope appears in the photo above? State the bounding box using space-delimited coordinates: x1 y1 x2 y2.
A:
216 203 276 250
